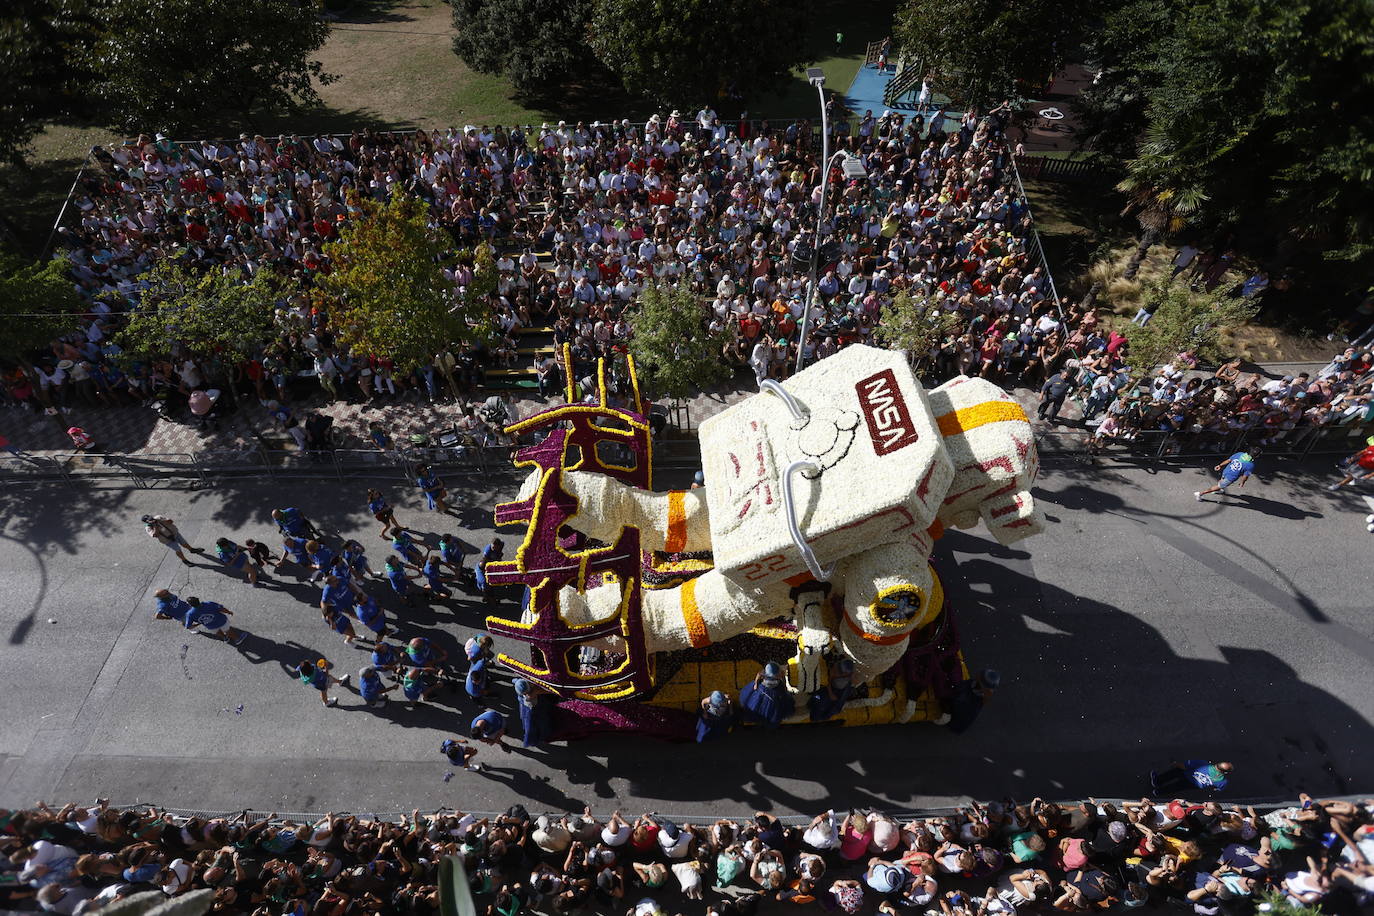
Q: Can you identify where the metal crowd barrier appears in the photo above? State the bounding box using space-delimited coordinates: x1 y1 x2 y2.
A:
0 442 509 487
1035 421 1369 464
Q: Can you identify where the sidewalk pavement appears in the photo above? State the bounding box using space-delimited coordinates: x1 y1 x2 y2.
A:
0 358 1320 461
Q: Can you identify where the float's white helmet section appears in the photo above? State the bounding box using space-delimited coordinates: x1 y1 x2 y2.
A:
699 345 955 589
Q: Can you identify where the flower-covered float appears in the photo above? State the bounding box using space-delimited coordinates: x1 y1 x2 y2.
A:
483 344 1042 737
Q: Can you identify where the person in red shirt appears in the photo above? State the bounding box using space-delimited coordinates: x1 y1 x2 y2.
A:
739 313 762 342
1328 436 1374 491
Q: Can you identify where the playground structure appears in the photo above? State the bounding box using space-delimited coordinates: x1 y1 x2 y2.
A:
483 345 1043 732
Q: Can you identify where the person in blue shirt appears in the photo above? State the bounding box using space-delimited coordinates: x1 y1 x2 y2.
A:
422 554 451 598
292 659 349 707
322 605 358 644
326 556 355 590
437 533 466 578
214 537 259 586
304 540 335 582
181 596 247 645
276 535 311 572
319 575 356 614
271 507 319 539
415 464 450 513
696 690 735 742
474 538 505 599
737 662 794 728
153 588 191 621
465 633 495 667
357 666 397 707
401 666 441 705
470 709 510 752
366 488 397 537
383 556 421 607
342 540 375 580
353 594 390 642
371 641 402 676
390 528 425 567
1195 451 1255 501
465 658 492 703
406 636 447 669
514 677 553 747
1151 759 1234 794
808 657 858 722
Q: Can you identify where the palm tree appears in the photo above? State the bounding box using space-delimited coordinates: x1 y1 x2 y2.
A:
1115 125 1209 279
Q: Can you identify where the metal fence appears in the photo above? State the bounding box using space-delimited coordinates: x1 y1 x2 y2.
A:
98 793 1339 829
1034 419 1370 465
1008 156 1066 322
0 433 710 487
0 441 501 488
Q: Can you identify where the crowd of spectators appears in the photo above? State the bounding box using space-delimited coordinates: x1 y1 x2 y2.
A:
1048 343 1374 457
4 789 1373 916
7 102 1053 415
2 106 1370 464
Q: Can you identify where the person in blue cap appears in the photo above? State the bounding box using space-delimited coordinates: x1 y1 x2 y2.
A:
514 677 554 747
808 657 858 722
696 690 735 742
738 661 794 727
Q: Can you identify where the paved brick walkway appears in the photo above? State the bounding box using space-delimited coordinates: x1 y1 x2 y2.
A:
0 359 1311 463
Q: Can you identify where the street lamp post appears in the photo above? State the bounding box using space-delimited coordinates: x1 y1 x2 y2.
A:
795 68 830 376
794 71 867 375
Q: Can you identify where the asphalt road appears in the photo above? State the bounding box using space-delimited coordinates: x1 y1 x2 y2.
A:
1 453 1371 818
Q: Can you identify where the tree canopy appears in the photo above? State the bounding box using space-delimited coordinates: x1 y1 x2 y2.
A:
85 0 334 132
116 261 284 365
320 194 496 372
624 283 729 400
451 0 817 107
874 291 963 374
450 0 595 92
1083 0 1374 273
0 0 100 167
0 252 85 363
587 0 812 106
1123 281 1257 380
894 0 1097 106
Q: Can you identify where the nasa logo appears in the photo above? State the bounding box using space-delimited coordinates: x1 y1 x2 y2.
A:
856 369 919 455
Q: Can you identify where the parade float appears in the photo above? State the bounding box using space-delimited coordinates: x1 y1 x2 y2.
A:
483 344 1042 735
